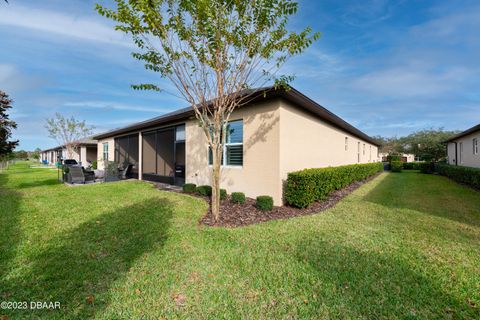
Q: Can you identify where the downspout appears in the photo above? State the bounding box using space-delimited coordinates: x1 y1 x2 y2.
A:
454 142 458 166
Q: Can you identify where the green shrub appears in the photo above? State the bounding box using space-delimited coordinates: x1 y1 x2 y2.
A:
231 192 246 204
285 162 384 208
196 185 212 196
436 164 480 189
92 160 98 170
220 188 227 200
387 154 402 162
419 162 435 174
256 195 273 211
402 162 418 170
390 161 403 172
183 183 197 193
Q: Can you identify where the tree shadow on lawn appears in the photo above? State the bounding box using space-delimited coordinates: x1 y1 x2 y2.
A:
2 197 174 319
293 238 478 319
365 171 480 227
16 177 61 189
0 173 23 295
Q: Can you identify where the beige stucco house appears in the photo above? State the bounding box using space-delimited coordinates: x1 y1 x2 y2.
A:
93 87 380 205
446 124 480 168
40 139 97 166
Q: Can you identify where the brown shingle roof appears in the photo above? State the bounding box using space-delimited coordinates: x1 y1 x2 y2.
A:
93 86 380 146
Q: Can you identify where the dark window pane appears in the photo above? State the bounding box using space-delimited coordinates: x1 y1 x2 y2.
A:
226 145 243 166
226 120 243 144
208 146 223 165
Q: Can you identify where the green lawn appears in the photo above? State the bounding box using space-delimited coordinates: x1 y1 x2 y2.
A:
1 162 479 319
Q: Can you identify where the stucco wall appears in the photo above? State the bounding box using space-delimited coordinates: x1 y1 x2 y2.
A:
447 131 480 168
447 143 456 165
97 138 115 170
278 100 378 187
185 99 282 204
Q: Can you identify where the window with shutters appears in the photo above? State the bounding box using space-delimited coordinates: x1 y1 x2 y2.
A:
208 119 243 167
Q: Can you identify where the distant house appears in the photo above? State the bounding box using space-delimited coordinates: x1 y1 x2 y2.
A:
378 153 415 162
446 124 480 168
40 139 97 166
93 86 380 205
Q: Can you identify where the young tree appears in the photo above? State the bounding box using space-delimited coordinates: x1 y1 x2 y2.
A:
32 147 42 160
45 113 94 159
97 0 320 221
0 90 19 158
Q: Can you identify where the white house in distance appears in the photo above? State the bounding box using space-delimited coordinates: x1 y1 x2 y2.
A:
40 139 98 166
92 86 380 205
378 153 415 162
446 123 480 168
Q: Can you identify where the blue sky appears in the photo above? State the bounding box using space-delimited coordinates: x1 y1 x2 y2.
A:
1 0 479 150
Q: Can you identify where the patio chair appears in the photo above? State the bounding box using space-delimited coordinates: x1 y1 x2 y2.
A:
119 164 133 180
83 168 95 182
69 166 85 184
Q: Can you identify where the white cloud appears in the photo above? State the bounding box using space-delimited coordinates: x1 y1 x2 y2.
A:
352 66 473 97
0 4 132 47
64 101 175 113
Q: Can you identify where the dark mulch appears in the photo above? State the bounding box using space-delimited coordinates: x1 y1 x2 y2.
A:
199 173 382 228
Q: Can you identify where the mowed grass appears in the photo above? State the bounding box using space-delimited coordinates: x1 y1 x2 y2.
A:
1 162 479 319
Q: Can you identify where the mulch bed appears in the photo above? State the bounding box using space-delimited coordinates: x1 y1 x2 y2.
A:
199 173 382 228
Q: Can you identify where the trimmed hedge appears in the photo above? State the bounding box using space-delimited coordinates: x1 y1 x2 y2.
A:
183 183 197 193
285 162 384 208
220 188 227 200
403 162 418 170
256 195 273 211
196 185 212 196
231 192 246 204
387 155 402 162
391 161 403 172
419 162 435 174
436 163 480 189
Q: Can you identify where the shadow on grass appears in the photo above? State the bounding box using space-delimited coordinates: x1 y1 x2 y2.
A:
3 197 174 319
294 238 478 319
0 173 23 290
365 171 480 227
16 177 61 189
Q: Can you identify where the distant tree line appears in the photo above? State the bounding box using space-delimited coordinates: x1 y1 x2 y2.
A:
373 128 460 161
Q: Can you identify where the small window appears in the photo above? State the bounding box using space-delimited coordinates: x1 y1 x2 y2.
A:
103 142 109 162
176 125 185 141
474 138 478 155
208 120 243 166
357 142 360 163
363 143 366 155
345 137 348 151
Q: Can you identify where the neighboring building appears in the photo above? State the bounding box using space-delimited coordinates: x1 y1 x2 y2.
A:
40 139 97 166
40 146 63 165
93 87 380 205
446 124 480 168
378 153 415 162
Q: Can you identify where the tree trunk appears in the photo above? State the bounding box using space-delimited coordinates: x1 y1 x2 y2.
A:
211 145 222 222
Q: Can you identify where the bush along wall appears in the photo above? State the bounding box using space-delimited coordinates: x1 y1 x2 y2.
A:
436 163 480 189
285 162 384 208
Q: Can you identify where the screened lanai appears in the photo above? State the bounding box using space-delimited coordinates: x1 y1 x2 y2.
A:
142 124 185 185
114 133 139 179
